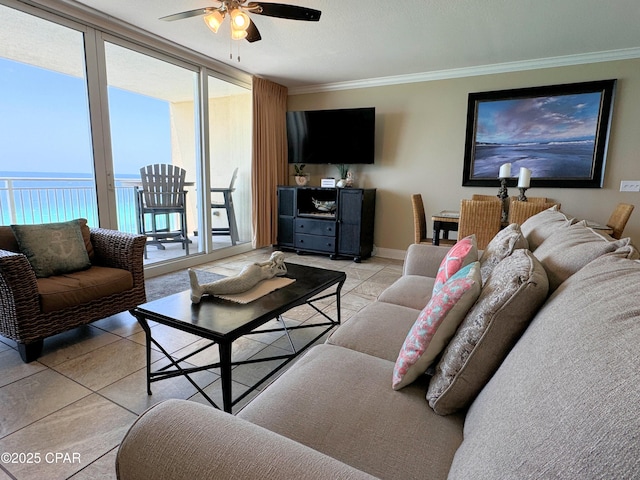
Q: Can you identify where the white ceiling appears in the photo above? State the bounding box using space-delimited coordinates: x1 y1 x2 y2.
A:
69 0 640 92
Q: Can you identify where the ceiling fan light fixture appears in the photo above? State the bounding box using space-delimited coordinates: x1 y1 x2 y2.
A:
203 10 225 33
231 28 248 40
230 9 250 31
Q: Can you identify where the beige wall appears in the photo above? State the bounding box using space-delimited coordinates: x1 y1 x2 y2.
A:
169 94 252 244
288 58 640 256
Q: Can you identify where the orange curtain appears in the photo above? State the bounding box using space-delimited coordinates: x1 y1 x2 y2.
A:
251 76 288 248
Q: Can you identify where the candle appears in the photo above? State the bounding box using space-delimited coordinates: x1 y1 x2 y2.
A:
498 163 511 178
518 167 531 188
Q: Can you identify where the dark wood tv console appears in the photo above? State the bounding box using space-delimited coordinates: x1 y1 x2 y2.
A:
276 186 376 262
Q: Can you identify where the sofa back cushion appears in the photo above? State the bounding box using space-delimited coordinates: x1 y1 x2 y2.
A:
426 249 548 415
519 206 575 251
478 223 528 284
448 253 640 479
532 222 637 291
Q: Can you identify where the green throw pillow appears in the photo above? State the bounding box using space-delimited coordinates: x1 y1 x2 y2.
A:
11 220 91 278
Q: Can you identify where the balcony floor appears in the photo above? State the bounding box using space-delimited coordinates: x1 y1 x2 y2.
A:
142 236 244 265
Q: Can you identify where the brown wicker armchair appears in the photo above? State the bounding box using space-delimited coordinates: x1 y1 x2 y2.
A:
0 226 146 362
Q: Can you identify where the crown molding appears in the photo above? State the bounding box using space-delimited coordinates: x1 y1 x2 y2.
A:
289 47 640 95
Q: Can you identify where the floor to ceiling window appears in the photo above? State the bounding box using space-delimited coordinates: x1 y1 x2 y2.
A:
0 4 97 225
105 40 202 263
0 0 253 269
207 75 252 248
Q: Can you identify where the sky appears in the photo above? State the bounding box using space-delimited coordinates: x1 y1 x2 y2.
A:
475 92 602 145
0 58 171 176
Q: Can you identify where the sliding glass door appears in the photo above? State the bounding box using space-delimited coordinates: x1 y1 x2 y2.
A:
1 1 253 267
104 40 202 263
0 4 97 225
207 75 252 249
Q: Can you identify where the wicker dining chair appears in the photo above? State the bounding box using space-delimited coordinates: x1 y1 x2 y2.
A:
458 199 502 250
411 194 429 244
606 203 634 239
411 194 455 245
509 196 548 204
471 194 501 202
509 201 560 226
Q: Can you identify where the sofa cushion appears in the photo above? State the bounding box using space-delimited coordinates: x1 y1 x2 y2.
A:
37 266 134 313
520 205 575 251
239 344 465 480
377 275 435 311
532 222 635 291
479 223 528 284
432 235 477 295
326 302 421 362
427 249 548 415
448 253 640 479
393 262 481 390
11 220 91 278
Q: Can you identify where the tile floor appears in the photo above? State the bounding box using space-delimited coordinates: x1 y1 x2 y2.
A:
0 248 403 480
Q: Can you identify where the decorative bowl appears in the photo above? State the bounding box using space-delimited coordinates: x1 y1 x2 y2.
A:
312 198 336 212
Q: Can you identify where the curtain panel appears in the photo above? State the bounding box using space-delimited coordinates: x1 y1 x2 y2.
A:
251 77 288 248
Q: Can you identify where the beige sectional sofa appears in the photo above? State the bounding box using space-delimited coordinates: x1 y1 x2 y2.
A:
116 207 640 479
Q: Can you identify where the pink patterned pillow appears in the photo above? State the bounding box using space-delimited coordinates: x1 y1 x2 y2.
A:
393 261 482 390
433 235 478 295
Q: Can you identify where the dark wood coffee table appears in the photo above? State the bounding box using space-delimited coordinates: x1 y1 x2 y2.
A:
133 262 346 413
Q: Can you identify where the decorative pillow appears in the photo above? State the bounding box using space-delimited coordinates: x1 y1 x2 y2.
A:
11 220 92 278
393 262 481 390
432 235 478 295
479 223 528 285
427 249 549 415
520 205 575 251
532 222 634 292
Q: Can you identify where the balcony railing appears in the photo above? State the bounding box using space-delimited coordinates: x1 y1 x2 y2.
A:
0 176 139 233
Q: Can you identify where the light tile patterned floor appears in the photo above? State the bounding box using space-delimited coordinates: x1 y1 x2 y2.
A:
0 248 403 480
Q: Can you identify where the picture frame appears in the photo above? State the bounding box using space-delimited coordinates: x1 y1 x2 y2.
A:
462 79 617 188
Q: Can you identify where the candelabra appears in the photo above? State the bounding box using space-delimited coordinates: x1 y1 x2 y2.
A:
498 178 509 223
518 187 529 202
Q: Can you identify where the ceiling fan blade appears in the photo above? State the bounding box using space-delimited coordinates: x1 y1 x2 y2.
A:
245 19 262 43
247 2 321 21
159 8 214 22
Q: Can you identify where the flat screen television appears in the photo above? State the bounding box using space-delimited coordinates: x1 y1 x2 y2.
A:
286 107 375 164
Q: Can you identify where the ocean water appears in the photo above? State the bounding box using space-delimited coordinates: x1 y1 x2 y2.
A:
0 171 139 230
472 141 596 179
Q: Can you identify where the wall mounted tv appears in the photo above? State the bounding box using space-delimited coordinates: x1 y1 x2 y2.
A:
286 107 375 164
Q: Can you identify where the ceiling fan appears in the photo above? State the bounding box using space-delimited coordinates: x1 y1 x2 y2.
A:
160 1 321 43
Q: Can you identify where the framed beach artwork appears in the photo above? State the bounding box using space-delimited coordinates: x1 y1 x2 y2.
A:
462 79 617 188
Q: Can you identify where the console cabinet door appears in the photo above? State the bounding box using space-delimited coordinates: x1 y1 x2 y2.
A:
338 189 363 256
338 188 376 260
277 187 295 247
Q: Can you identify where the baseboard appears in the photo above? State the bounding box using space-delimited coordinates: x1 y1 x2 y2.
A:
373 246 406 261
